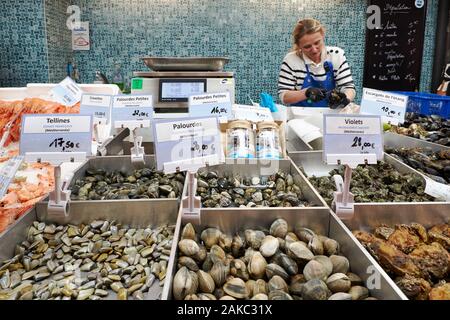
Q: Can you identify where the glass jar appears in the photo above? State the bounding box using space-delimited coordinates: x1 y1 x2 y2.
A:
256 121 282 159
226 120 255 158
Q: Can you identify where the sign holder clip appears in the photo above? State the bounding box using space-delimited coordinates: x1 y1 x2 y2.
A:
24 152 86 219
181 170 202 225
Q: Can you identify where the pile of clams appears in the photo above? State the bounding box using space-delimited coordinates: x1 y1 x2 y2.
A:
0 220 174 300
196 169 313 208
387 113 450 146
308 161 436 205
70 168 185 200
386 147 450 184
172 219 374 300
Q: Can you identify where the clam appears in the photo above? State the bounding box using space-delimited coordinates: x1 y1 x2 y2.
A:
326 273 351 293
268 290 293 300
244 230 265 250
268 275 288 293
330 255 350 274
220 295 236 300
173 267 198 300
265 264 289 282
192 245 207 263
197 270 215 294
231 235 245 257
210 245 226 263
253 279 268 296
349 286 369 300
302 279 331 300
213 288 225 299
270 219 288 238
347 272 364 286
329 292 352 300
313 255 333 277
322 238 340 256
223 277 249 299
209 261 229 287
201 228 222 249
289 275 306 296
218 234 232 252
248 252 267 279
287 241 314 264
178 239 200 257
178 256 199 272
284 232 299 246
272 253 298 275
308 235 324 255
259 236 279 258
294 227 315 243
230 259 249 281
303 260 328 281
181 223 196 241
251 293 269 300
245 279 255 297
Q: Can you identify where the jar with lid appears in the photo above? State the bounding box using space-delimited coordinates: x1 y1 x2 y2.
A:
256 121 282 159
226 120 255 158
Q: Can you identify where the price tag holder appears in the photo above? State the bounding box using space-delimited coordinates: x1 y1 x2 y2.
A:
323 114 383 166
79 94 112 125
360 88 407 125
49 77 83 106
232 104 274 122
152 116 222 173
0 156 25 199
189 92 231 123
424 178 450 202
112 94 153 129
19 114 93 156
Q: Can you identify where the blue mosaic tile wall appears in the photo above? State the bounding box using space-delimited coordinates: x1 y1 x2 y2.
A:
0 0 48 86
71 0 438 103
45 0 72 83
0 0 440 102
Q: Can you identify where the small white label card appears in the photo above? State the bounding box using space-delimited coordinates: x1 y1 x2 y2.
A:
152 116 221 172
232 104 274 122
323 114 384 164
50 77 83 106
19 114 93 155
361 88 408 125
72 21 90 51
189 92 231 122
424 178 450 201
79 94 112 125
112 95 153 128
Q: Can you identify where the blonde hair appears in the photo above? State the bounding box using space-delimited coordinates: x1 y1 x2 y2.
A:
292 18 326 53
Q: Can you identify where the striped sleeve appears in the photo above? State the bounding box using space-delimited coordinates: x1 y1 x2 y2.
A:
334 51 355 91
278 61 297 98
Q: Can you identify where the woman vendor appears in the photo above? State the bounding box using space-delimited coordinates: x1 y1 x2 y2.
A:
278 18 356 108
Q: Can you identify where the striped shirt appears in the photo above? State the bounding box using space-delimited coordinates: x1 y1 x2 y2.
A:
278 46 356 103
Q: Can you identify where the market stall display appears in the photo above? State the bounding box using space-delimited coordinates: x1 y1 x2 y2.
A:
0 196 180 300
163 209 405 300
386 113 450 147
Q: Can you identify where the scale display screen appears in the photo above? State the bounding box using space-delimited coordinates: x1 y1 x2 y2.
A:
159 79 207 102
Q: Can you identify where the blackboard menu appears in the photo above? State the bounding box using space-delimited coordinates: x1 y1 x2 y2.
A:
363 0 427 91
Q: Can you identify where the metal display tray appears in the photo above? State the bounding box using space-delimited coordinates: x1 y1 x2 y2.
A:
341 206 450 300
384 131 450 152
142 57 230 71
182 159 329 213
0 203 181 300
288 151 449 210
161 208 406 300
38 155 182 225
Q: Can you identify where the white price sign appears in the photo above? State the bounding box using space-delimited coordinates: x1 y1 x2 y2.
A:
323 114 383 165
80 94 112 124
424 178 450 201
50 77 83 106
189 92 231 122
152 117 222 173
232 104 273 122
361 88 407 125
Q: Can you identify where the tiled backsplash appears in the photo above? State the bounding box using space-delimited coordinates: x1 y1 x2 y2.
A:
0 0 48 86
0 0 439 104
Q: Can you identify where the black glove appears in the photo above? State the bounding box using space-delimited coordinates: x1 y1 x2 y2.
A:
305 87 327 103
328 89 350 109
